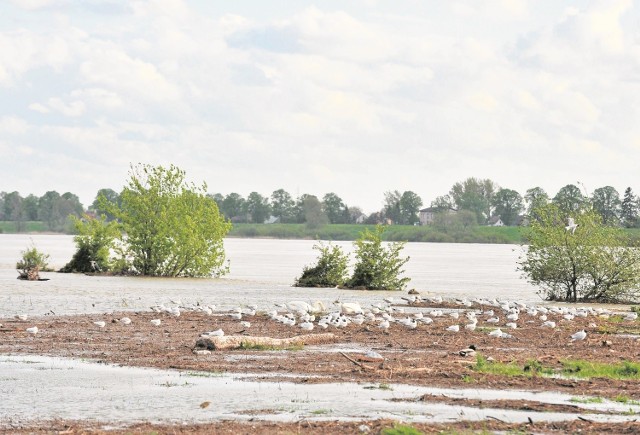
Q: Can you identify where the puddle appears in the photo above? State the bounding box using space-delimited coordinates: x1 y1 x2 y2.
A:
1 355 639 428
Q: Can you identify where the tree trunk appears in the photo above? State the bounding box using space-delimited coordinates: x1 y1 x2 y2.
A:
195 333 336 350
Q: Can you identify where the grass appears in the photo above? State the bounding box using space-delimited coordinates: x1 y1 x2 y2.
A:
363 383 393 391
570 396 604 404
473 354 640 380
310 408 332 415
614 395 640 405
238 342 304 351
0 221 49 233
381 424 424 435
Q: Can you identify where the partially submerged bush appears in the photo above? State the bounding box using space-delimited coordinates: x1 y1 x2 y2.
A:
16 245 50 280
295 242 349 287
60 214 120 273
347 225 410 291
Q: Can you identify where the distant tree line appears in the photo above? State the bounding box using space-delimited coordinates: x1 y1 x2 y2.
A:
2 180 640 233
429 178 640 229
0 190 83 232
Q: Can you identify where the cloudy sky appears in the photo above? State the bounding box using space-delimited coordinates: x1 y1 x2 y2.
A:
1 0 639 213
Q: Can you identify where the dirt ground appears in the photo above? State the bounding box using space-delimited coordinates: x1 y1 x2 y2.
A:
1 300 640 434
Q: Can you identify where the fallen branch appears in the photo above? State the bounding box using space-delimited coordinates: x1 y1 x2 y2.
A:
195 333 336 350
339 351 376 370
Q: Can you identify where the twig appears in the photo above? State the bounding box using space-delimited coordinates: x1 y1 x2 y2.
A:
578 416 593 423
486 415 505 423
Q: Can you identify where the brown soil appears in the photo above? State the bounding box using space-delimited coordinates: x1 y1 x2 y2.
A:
2 307 640 433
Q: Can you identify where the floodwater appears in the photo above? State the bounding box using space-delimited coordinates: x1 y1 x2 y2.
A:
0 234 538 317
6 234 608 428
2 355 639 428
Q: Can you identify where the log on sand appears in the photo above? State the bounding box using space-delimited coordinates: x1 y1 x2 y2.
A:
195 333 336 350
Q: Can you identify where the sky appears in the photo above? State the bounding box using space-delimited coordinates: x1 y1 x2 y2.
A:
1 0 639 213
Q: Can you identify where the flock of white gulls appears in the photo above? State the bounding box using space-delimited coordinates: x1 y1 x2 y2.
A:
9 294 638 343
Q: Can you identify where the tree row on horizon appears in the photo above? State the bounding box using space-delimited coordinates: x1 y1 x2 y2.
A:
2 178 640 232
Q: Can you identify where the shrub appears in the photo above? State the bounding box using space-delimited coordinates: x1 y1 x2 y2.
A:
60 214 120 273
346 225 410 290
16 245 50 280
294 242 349 287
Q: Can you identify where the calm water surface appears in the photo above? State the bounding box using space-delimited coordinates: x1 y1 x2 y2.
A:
0 234 537 317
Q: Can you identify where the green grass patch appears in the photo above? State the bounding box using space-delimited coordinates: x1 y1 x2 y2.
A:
381 424 424 435
238 342 304 351
363 383 393 391
561 360 640 380
0 220 51 233
473 354 640 380
570 396 604 404
614 395 640 405
310 408 332 415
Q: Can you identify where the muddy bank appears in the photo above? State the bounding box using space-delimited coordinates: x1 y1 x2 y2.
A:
1 305 639 400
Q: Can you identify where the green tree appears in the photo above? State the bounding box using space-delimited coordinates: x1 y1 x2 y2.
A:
591 186 621 226
222 193 246 221
491 188 523 226
347 226 410 290
90 188 120 221
294 242 349 287
621 187 638 228
322 192 347 224
399 191 423 225
270 189 295 223
430 194 455 211
22 194 39 221
524 187 549 222
553 184 584 213
107 164 231 277
519 203 640 303
246 192 271 223
383 191 402 224
38 191 63 230
302 195 328 229
61 214 120 273
3 191 25 232
449 178 497 224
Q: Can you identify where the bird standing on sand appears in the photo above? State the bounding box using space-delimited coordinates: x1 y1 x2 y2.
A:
26 326 38 334
93 321 106 328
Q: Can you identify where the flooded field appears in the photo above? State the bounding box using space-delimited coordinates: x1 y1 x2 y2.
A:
3 355 639 428
0 234 537 317
2 234 638 433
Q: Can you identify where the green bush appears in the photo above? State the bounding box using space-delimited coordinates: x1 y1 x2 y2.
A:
294 242 349 287
60 214 120 273
16 245 50 280
346 225 410 290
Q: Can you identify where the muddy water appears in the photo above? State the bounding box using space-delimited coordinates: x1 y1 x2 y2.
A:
2 355 639 427
0 234 537 317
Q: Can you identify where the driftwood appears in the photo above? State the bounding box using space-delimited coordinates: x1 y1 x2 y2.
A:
195 333 336 350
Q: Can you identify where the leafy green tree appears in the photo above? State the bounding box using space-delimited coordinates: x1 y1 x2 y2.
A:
61 214 120 273
430 194 454 211
519 203 640 303
591 186 621 226
270 189 295 223
621 187 638 228
22 194 39 221
38 191 63 230
449 178 497 224
399 191 423 225
347 226 410 290
553 184 584 214
491 188 523 226
524 187 549 221
246 192 271 223
90 188 120 221
322 192 347 224
3 191 25 231
106 164 231 277
222 193 246 221
302 195 328 229
294 242 349 287
383 190 402 224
